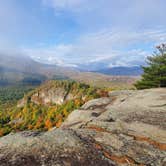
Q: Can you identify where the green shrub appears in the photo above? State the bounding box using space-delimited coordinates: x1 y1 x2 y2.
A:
135 44 166 89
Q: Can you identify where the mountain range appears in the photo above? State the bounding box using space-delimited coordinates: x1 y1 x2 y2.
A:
75 61 143 76
0 54 140 87
0 53 73 85
93 66 143 76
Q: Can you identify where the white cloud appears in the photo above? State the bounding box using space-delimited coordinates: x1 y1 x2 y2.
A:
42 0 166 30
0 1 165 68
23 28 166 67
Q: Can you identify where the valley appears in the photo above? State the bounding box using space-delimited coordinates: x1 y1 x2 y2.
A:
0 54 140 138
0 54 138 88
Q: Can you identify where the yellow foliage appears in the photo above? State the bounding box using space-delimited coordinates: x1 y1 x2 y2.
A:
16 112 22 119
74 99 81 107
62 109 68 117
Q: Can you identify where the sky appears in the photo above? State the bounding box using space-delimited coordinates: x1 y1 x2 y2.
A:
0 0 166 68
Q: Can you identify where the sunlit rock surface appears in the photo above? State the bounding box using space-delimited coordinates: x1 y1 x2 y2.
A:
1 88 166 166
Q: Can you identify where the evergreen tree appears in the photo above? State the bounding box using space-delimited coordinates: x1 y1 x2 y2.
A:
135 44 166 89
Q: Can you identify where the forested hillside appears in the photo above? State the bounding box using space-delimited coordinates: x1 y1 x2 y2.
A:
0 80 108 136
0 86 34 109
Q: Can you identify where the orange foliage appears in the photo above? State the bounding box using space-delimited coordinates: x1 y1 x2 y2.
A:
0 129 4 137
45 119 53 129
56 120 62 128
56 115 63 128
34 116 43 129
28 124 33 130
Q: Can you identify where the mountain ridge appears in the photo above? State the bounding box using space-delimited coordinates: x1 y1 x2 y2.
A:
93 66 143 76
0 54 138 88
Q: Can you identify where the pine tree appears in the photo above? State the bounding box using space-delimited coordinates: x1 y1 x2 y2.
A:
135 44 166 89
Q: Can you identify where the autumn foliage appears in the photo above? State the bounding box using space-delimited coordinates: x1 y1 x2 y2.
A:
0 80 108 136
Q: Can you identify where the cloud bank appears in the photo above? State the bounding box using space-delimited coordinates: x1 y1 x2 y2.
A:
24 28 166 67
0 0 166 67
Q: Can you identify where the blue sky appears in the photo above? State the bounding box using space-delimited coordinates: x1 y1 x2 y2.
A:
0 0 166 67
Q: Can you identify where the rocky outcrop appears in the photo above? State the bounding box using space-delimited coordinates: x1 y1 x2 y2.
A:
18 86 74 107
30 87 74 105
1 88 166 166
17 81 93 107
